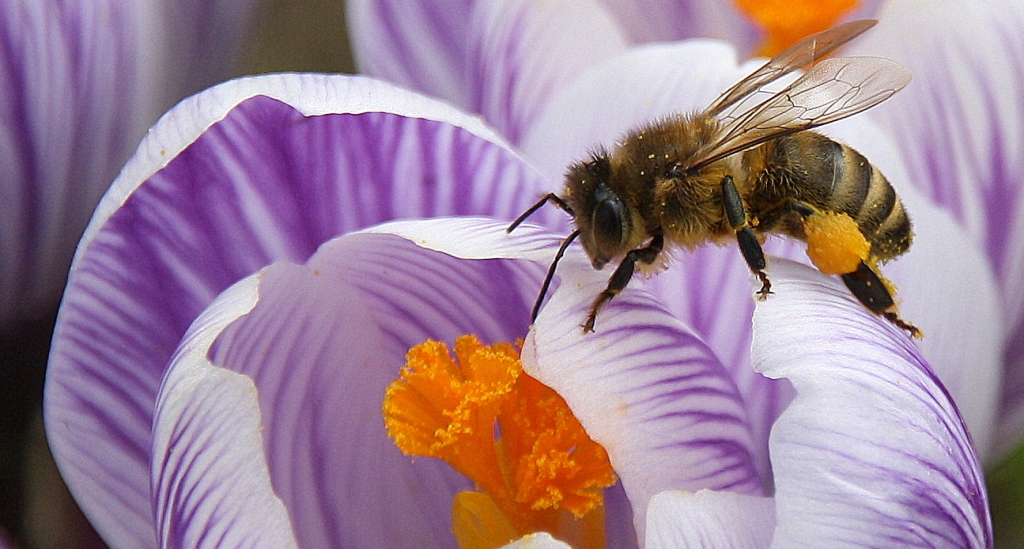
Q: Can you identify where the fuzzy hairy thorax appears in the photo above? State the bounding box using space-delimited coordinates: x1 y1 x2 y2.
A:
563 115 742 270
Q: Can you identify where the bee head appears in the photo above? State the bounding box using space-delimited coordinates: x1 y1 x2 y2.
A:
564 153 631 270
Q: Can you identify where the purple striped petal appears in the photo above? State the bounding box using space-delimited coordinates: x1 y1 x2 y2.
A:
361 216 564 263
521 248 763 542
645 490 775 549
346 0 475 109
0 0 142 328
45 74 551 547
753 258 991 548
152 276 298 549
848 0 1024 453
466 0 627 144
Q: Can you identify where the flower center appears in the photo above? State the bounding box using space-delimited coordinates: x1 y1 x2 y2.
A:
383 335 615 549
734 0 860 56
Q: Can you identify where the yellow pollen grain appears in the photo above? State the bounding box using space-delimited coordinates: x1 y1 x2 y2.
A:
734 0 859 56
804 211 870 275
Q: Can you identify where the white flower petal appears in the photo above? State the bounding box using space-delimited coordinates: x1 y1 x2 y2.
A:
646 489 775 549
753 259 991 548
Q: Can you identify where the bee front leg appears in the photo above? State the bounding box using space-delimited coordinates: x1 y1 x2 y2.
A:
585 232 664 333
722 176 770 298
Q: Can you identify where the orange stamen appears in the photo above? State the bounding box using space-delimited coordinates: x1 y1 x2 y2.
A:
734 0 860 56
383 335 615 549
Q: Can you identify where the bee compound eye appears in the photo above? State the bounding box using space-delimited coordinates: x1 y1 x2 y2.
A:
593 194 627 247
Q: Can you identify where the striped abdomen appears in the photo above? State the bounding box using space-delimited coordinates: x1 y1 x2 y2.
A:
744 131 912 261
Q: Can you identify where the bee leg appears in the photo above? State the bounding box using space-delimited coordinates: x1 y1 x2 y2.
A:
508 193 573 232
841 261 923 338
584 232 664 333
722 176 770 298
529 229 581 323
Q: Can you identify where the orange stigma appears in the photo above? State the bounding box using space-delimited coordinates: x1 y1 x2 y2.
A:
383 335 614 549
735 0 860 56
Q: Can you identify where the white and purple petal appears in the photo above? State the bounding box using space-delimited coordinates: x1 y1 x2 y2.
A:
753 259 991 548
346 0 476 110
848 0 1024 453
152 275 298 549
465 0 627 144
45 74 552 547
0 0 143 327
645 490 775 549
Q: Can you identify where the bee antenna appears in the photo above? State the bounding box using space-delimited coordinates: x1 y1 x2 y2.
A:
531 229 581 323
507 193 574 233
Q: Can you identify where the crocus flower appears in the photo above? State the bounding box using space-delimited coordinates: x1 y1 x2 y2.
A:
345 0 1024 466
45 38 995 547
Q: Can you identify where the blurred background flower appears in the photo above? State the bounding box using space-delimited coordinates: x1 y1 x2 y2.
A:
0 0 342 546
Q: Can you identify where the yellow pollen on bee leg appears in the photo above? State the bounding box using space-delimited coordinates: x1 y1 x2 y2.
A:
383 335 615 549
804 212 871 275
734 0 860 56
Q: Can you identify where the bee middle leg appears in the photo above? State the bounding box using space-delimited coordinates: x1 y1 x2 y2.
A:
722 176 770 298
584 232 664 333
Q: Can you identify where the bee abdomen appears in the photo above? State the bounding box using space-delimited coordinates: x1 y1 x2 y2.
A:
838 145 912 260
750 133 912 262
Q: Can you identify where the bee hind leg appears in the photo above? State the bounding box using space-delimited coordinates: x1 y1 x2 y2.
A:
722 176 770 298
781 200 922 339
841 261 922 338
584 232 664 333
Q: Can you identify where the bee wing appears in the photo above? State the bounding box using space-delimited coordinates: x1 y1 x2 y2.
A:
691 56 912 170
705 19 878 117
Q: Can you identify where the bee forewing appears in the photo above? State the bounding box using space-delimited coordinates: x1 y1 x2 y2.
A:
705 19 878 116
694 56 912 169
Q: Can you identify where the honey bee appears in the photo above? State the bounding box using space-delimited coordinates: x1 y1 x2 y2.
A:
509 19 921 337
